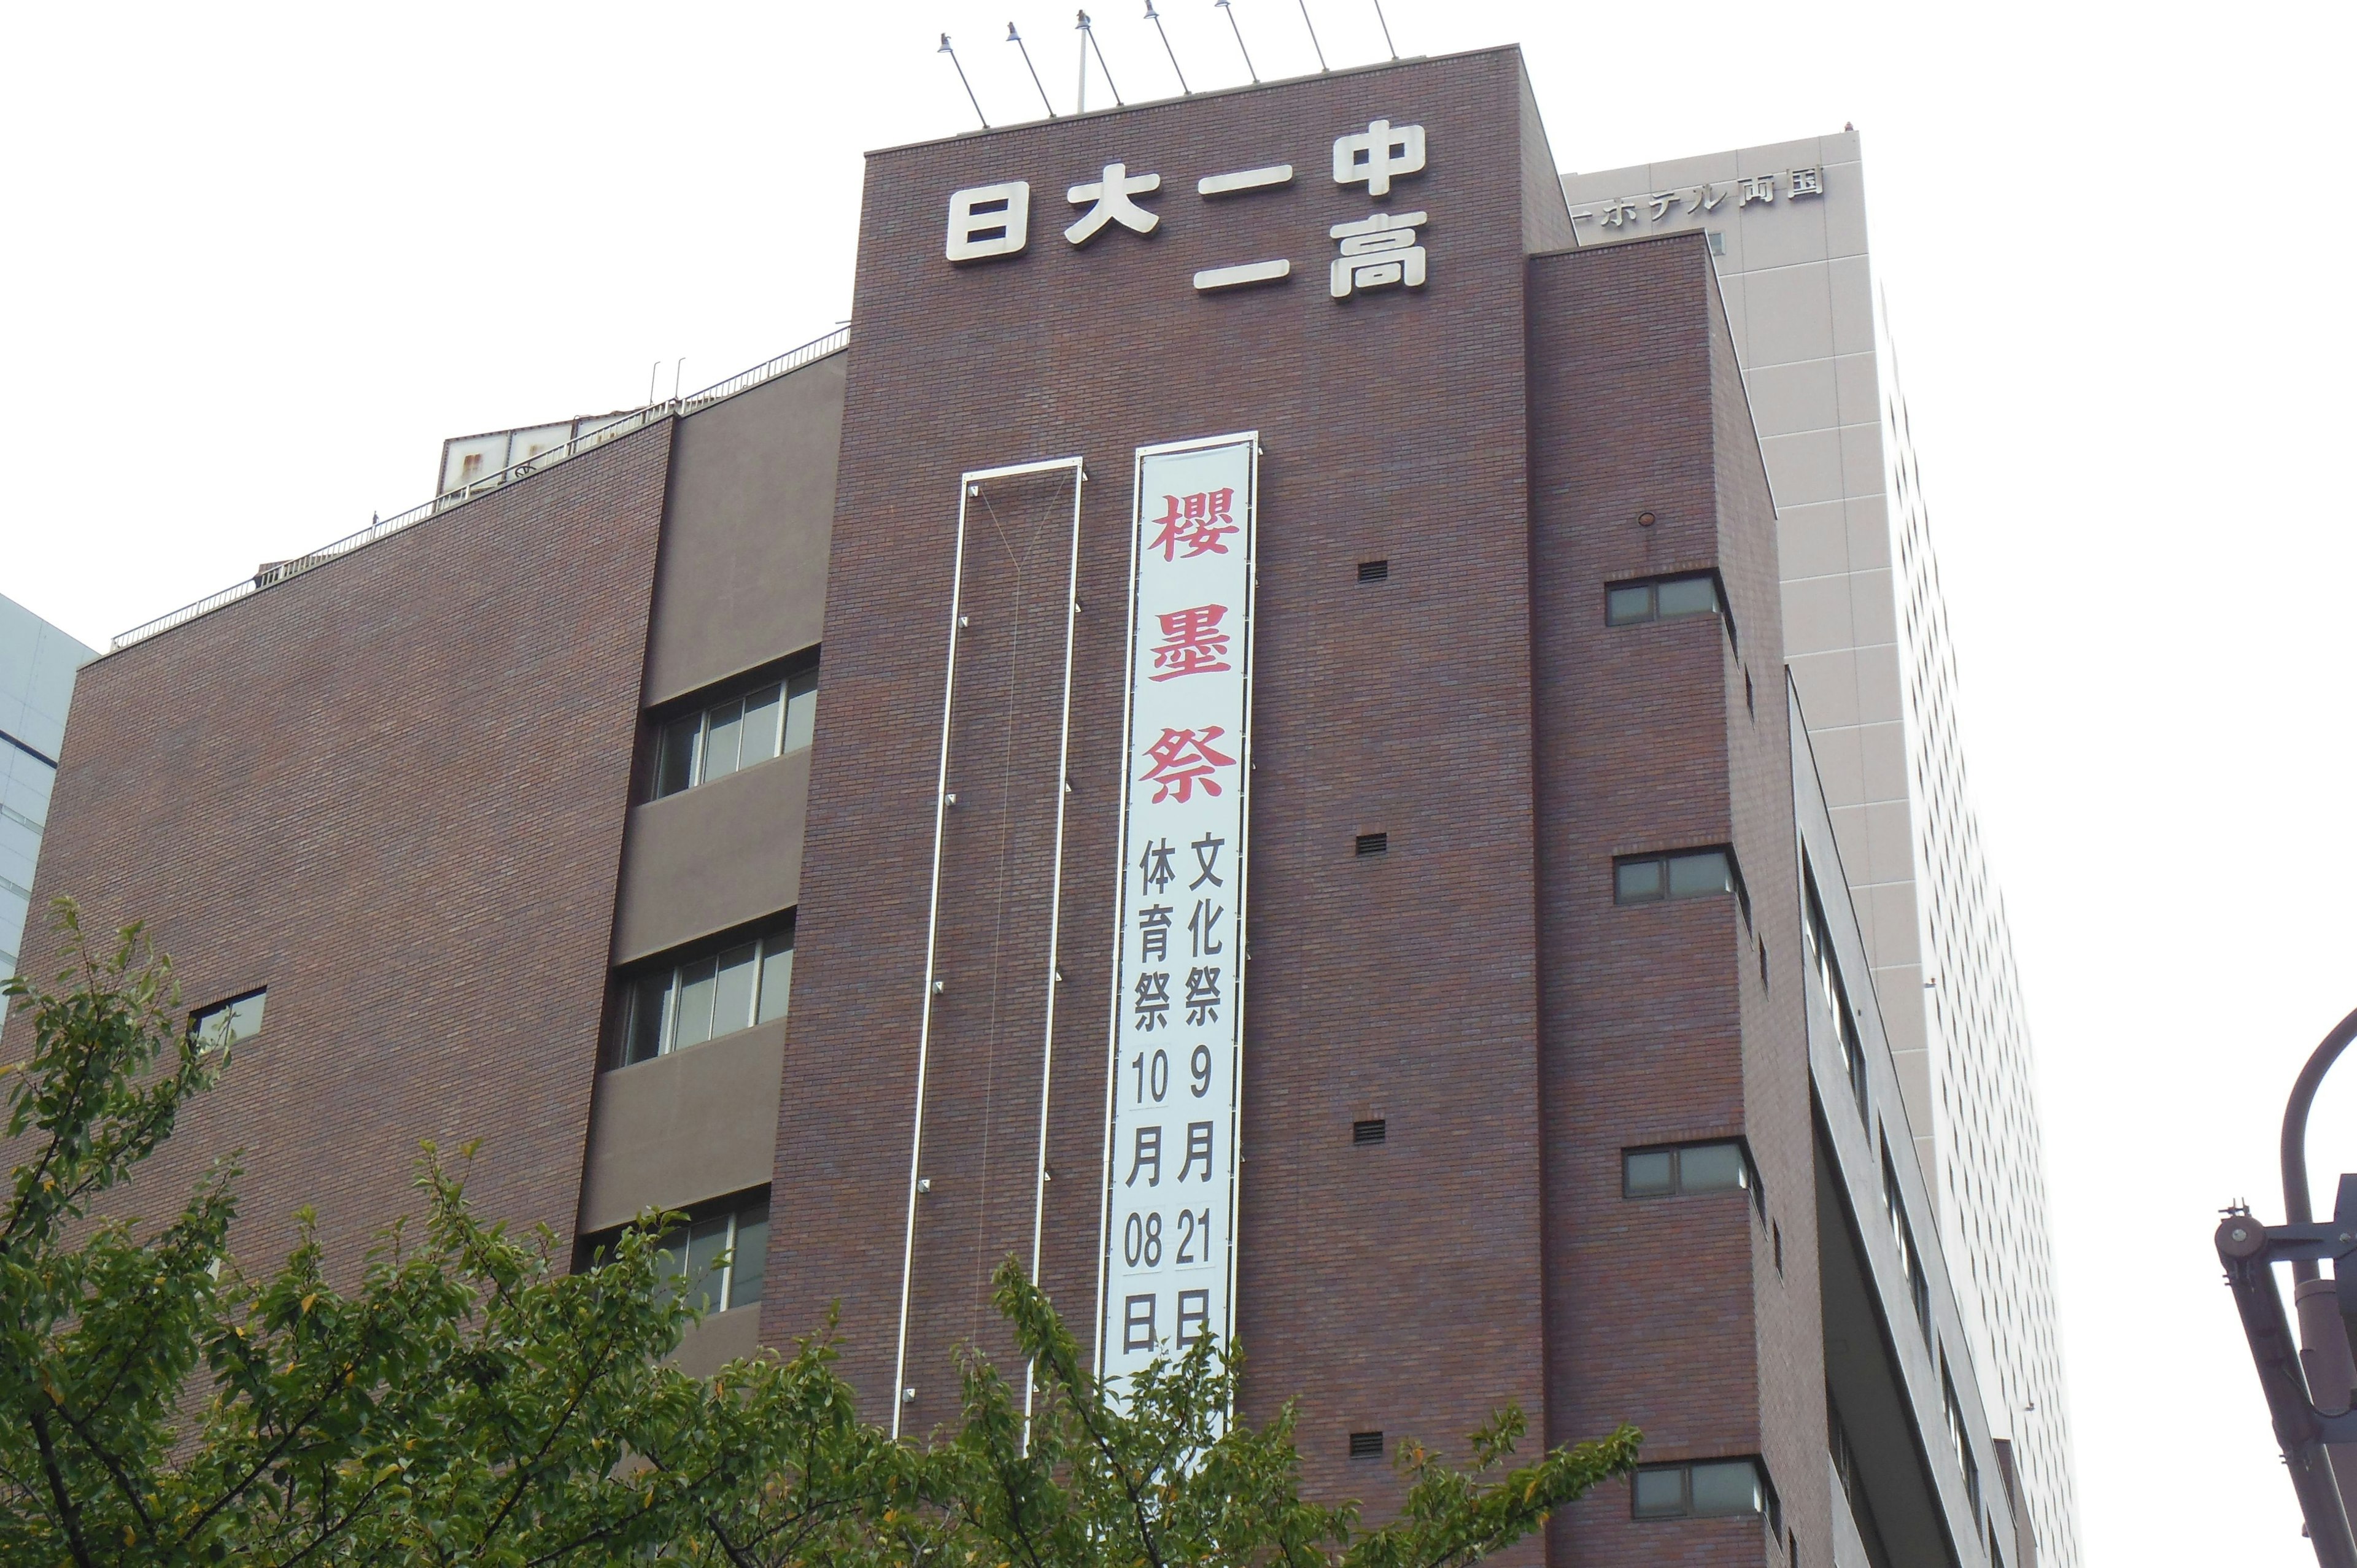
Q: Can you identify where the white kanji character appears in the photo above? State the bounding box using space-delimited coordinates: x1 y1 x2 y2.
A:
1331 118 1426 197
1648 190 1681 221
1737 174 1775 207
1328 210 1427 299
1686 182 1726 215
1597 196 1637 230
1789 166 1825 198
946 181 1031 262
1065 163 1162 245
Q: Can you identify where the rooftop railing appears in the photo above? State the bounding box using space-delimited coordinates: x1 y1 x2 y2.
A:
109 326 851 652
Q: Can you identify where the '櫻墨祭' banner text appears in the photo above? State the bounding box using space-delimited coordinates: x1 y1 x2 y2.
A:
1096 433 1258 1394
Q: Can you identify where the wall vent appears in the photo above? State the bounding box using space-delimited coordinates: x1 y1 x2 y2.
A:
1357 558 1390 582
1355 832 1388 857
1349 1431 1385 1458
1353 1119 1387 1145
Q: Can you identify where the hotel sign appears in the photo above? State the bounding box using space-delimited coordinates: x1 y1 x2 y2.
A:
1096 433 1259 1393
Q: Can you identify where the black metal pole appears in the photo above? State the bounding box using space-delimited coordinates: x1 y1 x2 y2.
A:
2285 1006 2357 1283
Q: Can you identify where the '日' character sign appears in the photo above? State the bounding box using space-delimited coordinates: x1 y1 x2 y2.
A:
1097 433 1258 1400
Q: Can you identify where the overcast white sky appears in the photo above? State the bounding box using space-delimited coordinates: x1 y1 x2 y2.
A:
5 3 2353 1561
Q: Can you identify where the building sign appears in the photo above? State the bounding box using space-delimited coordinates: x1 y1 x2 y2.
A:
1096 433 1259 1394
1572 164 1825 234
946 119 1432 299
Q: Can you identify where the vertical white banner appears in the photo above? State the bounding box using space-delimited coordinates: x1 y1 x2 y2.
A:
1096 433 1258 1393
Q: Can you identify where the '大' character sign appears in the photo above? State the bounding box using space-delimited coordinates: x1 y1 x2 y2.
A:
1097 433 1258 1400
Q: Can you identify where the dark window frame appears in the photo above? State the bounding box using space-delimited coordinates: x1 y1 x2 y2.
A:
576 1188 770 1316
608 911 797 1070
188 988 267 1053
1630 1456 1776 1523
1603 568 1738 652
1620 1138 1766 1218
1612 844 1751 926
643 649 820 803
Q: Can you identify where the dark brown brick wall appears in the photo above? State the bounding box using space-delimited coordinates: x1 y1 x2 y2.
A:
770 48 1558 1512
1527 232 1822 1565
5 425 671 1274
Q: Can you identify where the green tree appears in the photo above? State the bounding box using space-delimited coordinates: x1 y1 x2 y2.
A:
1 908 1638 1566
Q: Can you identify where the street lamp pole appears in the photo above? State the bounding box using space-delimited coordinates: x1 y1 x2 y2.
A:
2217 1005 2357 1568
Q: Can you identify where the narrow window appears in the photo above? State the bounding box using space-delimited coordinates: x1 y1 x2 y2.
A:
648 656 819 800
1631 1458 1772 1523
190 989 268 1052
1622 1140 1760 1202
578 1189 769 1313
1604 571 1732 644
610 916 797 1068
1614 847 1744 908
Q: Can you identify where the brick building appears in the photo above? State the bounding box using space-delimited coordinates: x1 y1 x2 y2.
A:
12 47 2045 1568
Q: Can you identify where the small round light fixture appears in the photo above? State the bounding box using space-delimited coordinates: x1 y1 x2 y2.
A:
1637 510 1657 527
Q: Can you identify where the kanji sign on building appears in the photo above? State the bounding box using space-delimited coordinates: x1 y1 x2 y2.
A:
1097 433 1258 1399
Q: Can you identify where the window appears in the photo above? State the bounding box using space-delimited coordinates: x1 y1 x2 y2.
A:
1605 570 1733 646
1802 865 1869 1125
579 1190 768 1315
1614 846 1747 922
1631 1458 1772 1521
190 989 266 1052
1942 1357 1982 1519
1883 1145 1933 1345
652 660 818 800
1622 1140 1763 1216
612 916 795 1068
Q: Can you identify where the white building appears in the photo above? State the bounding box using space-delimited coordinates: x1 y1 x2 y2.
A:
0 594 94 976
1565 134 2080 1568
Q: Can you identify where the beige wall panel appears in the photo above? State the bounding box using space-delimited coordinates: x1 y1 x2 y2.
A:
644 355 846 708
579 1019 788 1232
669 1302 765 1379
613 747 809 965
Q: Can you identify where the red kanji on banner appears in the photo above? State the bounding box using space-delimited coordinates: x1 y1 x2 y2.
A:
1147 489 1240 562
1140 726 1236 804
1148 604 1233 682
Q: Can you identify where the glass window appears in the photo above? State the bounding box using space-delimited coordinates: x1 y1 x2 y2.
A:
757 942 795 1025
1623 1149 1676 1197
712 942 759 1037
1666 849 1732 898
1679 1142 1747 1193
702 698 745 782
1690 1460 1762 1517
1614 858 1663 903
191 989 268 1052
729 1201 768 1309
624 973 669 1066
1606 584 1654 625
1631 1468 1686 1519
1655 574 1719 619
783 668 818 754
738 682 783 767
610 917 797 1067
673 957 718 1049
657 713 700 798
684 1213 732 1313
